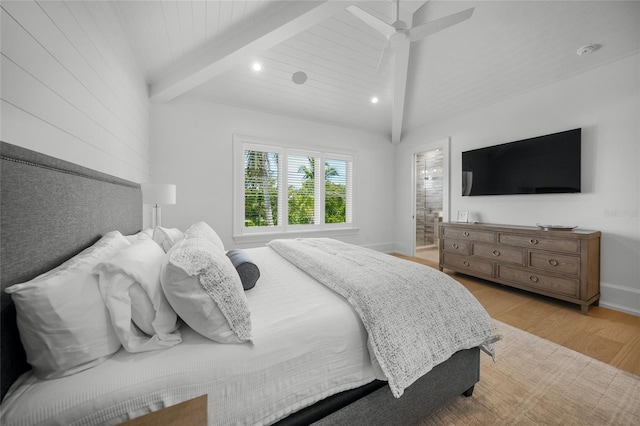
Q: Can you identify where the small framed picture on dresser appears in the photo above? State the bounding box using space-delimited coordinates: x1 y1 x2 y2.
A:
457 210 469 223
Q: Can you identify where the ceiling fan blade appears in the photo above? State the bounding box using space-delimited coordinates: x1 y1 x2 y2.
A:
408 7 475 42
376 43 394 74
346 5 396 39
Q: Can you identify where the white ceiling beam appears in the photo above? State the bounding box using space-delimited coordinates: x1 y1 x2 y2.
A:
390 37 410 145
150 1 349 103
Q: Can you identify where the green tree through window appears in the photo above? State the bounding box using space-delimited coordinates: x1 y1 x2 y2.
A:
237 137 353 235
244 150 278 227
286 157 347 225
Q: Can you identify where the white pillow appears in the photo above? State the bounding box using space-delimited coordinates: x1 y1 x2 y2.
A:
129 282 156 335
161 235 252 344
94 236 181 352
124 228 153 244
152 226 184 253
184 221 224 251
4 231 129 379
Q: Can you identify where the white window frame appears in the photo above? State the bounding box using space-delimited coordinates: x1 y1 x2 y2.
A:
233 134 357 243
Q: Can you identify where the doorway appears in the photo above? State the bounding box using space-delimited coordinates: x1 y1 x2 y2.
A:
411 139 450 262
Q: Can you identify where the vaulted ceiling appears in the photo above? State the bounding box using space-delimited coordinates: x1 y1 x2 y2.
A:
111 1 640 143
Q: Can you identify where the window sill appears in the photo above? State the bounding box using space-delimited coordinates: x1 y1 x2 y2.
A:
233 227 360 245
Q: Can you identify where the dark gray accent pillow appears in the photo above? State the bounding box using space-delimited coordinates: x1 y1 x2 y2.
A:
225 249 260 290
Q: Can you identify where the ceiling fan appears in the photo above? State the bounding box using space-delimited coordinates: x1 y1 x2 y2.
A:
347 1 475 73
347 1 475 144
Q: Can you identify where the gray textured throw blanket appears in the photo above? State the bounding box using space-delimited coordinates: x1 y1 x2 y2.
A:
268 238 499 398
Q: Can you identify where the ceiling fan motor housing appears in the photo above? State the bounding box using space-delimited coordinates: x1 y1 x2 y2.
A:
389 31 409 47
392 20 408 31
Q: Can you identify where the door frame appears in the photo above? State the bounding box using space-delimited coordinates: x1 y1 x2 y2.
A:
410 138 451 257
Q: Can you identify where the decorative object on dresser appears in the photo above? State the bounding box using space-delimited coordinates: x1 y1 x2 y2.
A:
439 222 600 314
456 210 469 223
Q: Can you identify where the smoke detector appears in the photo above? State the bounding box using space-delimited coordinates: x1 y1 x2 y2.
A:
577 44 598 56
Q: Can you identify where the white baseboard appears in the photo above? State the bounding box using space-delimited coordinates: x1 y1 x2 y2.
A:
361 242 398 253
385 242 408 255
599 282 640 316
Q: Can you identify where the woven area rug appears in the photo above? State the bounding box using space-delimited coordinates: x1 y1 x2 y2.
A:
421 320 640 425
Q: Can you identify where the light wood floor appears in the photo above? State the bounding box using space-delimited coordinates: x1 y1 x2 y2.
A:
394 254 640 377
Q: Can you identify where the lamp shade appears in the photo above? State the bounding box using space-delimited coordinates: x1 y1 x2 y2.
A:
141 184 176 205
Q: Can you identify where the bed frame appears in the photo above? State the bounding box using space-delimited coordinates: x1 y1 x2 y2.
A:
0 141 480 424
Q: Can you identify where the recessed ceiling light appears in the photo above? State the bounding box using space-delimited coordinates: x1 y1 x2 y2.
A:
252 62 262 72
371 97 379 104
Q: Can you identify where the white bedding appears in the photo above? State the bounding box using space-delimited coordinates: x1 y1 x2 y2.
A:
0 247 376 426
268 238 498 398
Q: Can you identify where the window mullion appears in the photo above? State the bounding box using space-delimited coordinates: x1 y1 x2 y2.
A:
346 159 353 224
280 152 287 231
316 155 324 226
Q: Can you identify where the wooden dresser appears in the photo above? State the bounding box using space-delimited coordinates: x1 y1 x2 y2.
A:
439 223 601 314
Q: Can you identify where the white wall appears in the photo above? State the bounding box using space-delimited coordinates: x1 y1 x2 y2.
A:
151 97 395 251
395 54 640 315
3 0 636 314
0 1 150 183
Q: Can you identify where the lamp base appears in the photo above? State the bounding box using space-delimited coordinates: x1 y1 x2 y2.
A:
152 204 162 228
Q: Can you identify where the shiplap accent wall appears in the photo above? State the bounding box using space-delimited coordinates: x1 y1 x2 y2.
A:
0 0 150 183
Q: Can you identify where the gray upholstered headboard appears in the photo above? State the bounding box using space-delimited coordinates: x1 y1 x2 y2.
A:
0 141 143 400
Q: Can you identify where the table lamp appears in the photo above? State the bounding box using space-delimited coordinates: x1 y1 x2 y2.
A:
141 183 176 228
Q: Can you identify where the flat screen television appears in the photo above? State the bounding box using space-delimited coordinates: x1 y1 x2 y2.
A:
462 128 581 196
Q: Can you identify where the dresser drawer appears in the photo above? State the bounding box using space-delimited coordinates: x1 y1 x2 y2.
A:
472 243 525 265
441 239 471 255
498 265 579 297
442 227 495 243
529 251 580 276
498 233 580 254
443 253 494 277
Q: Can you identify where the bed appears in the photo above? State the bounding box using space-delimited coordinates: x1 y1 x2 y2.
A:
0 141 498 425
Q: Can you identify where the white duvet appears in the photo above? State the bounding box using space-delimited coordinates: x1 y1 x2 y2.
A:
0 247 377 426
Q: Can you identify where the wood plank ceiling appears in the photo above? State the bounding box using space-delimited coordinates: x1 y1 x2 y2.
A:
112 0 640 143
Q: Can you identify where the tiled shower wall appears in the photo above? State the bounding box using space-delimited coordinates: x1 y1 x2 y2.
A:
416 149 444 247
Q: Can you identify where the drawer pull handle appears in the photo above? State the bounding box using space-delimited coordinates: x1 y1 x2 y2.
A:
548 259 559 266
529 275 539 283
452 243 459 249
529 238 538 245
463 231 470 237
492 250 500 256
463 261 470 267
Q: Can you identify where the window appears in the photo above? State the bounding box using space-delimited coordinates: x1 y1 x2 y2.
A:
233 135 354 239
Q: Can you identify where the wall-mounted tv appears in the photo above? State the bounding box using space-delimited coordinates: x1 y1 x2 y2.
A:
462 128 581 196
